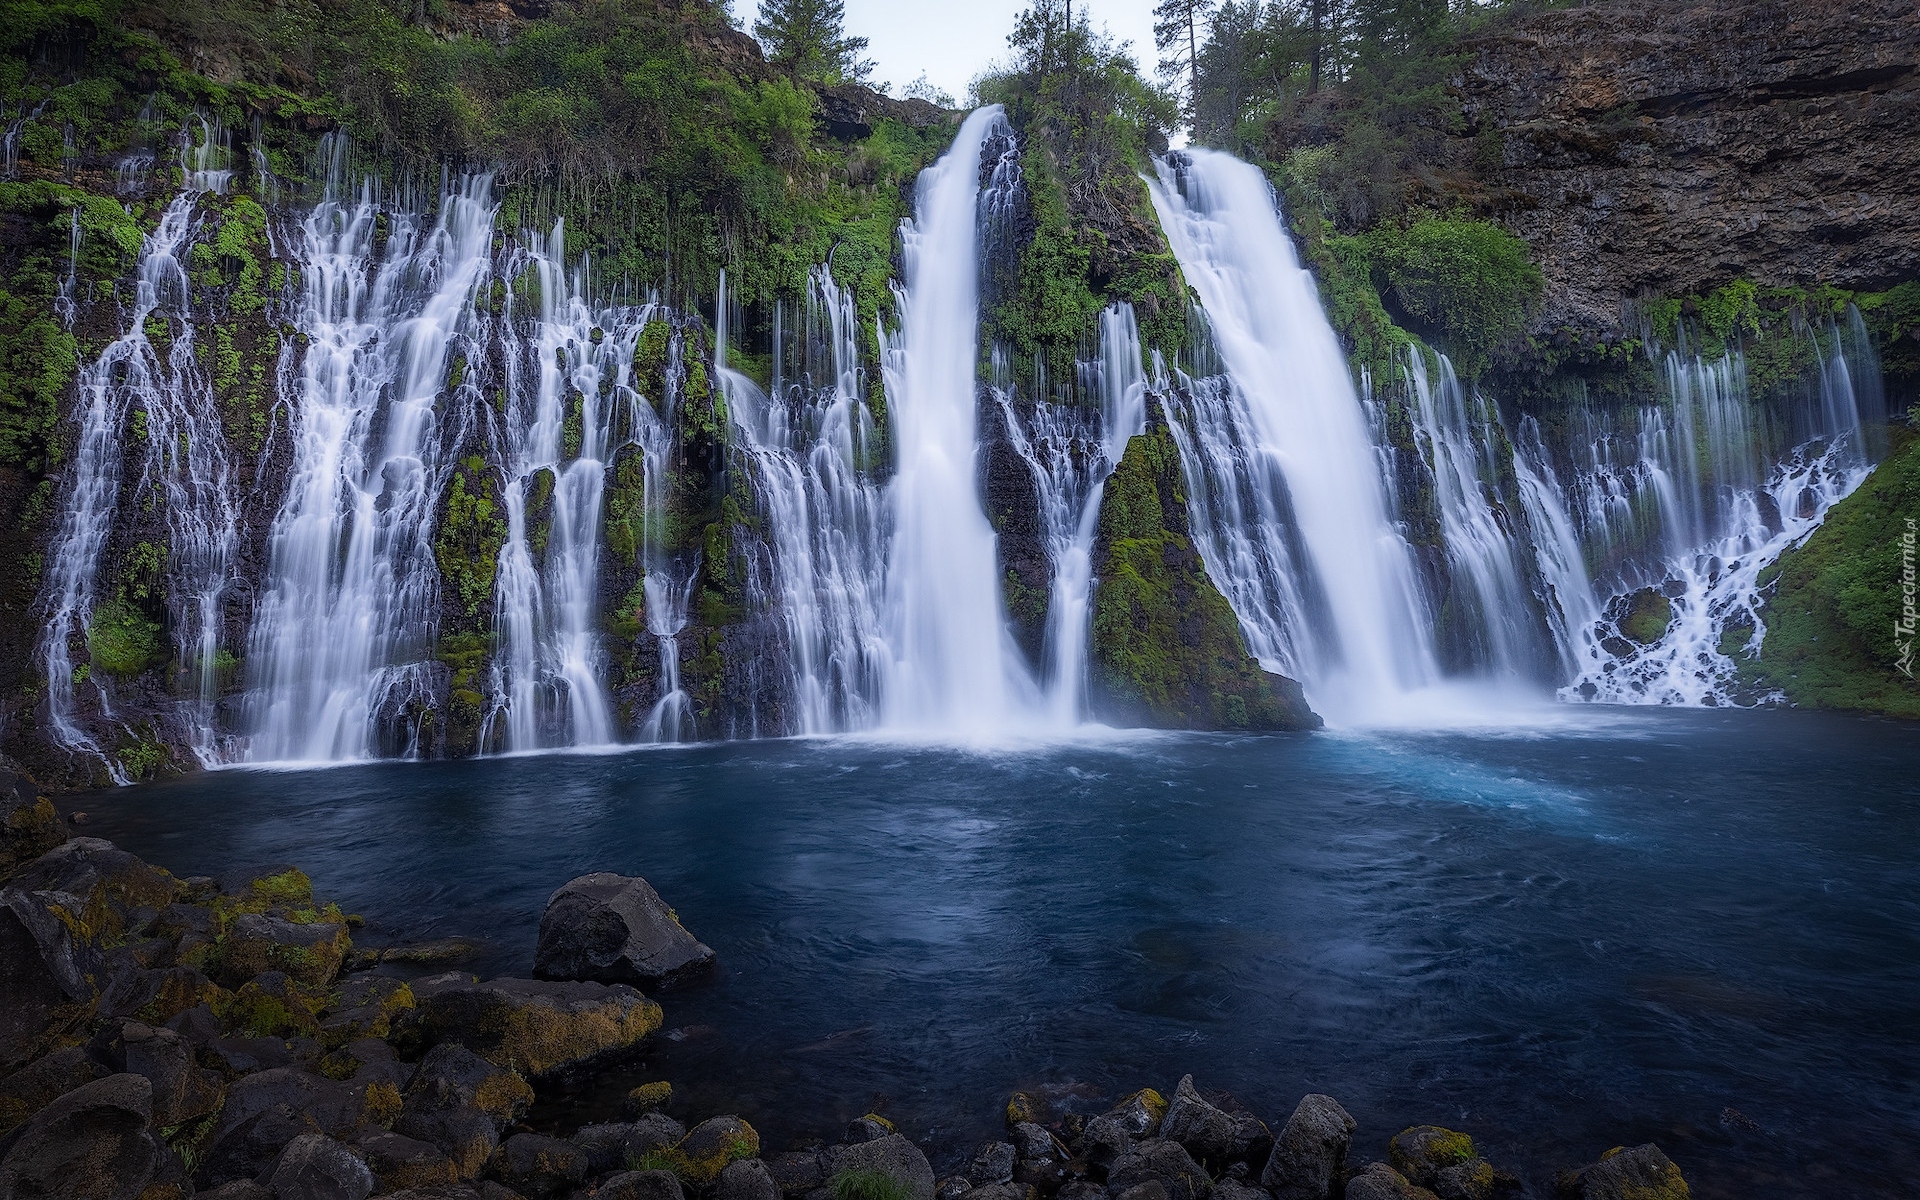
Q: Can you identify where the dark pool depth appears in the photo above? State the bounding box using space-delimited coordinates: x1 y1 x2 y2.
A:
81 707 1920 1198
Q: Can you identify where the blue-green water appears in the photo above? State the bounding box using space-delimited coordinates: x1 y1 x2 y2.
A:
85 707 1920 1198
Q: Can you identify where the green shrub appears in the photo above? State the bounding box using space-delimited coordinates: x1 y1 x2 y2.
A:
1368 216 1542 375
830 1170 915 1200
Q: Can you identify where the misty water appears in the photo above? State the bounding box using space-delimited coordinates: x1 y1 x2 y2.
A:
81 708 1920 1200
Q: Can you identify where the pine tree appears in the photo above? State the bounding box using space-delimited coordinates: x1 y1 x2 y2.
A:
1153 0 1219 109
753 0 874 85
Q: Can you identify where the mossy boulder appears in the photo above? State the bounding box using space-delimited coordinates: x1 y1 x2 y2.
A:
215 913 351 988
1555 1144 1691 1200
1387 1126 1477 1188
1746 425 1920 718
676 1116 762 1187
1617 589 1672 646
0 768 64 882
406 975 663 1079
1089 418 1319 732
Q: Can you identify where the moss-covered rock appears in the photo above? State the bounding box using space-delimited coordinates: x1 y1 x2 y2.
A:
1618 589 1672 646
407 975 664 1079
1744 426 1920 719
1088 413 1319 732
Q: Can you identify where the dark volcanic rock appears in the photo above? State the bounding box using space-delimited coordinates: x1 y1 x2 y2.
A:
1106 1139 1210 1200
1388 1128 1479 1190
532 874 714 987
0 766 63 881
1554 1144 1691 1200
718 1157 783 1200
823 1134 936 1200
968 1141 1016 1185
599 1169 688 1200
217 911 351 988
679 1116 762 1187
486 1133 587 1199
0 1045 108 1137
0 1073 157 1200
1345 1163 1439 1200
407 974 662 1077
356 1129 461 1193
400 1044 534 1129
1452 0 1920 330
0 884 100 1071
266 1133 375 1200
1159 1076 1240 1166
1259 1095 1355 1200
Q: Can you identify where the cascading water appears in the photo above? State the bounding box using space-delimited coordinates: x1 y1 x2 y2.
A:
727 268 892 734
990 305 1149 723
244 171 495 762
486 222 651 751
41 125 242 773
1561 323 1880 704
1401 348 1552 679
1147 149 1438 718
878 105 1036 734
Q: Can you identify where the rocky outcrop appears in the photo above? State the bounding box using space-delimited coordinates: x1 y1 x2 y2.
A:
1088 409 1320 732
1454 0 1920 331
534 873 715 988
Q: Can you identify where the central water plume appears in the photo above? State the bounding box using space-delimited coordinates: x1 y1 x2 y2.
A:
244 174 496 762
879 105 1037 734
1148 149 1438 718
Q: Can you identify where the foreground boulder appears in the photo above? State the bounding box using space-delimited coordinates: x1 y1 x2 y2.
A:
533 874 715 987
823 1133 936 1200
1261 1095 1354 1200
0 1073 157 1200
266 1133 375 1200
1345 1163 1438 1200
1555 1144 1691 1200
407 974 663 1077
1106 1139 1211 1200
0 767 63 881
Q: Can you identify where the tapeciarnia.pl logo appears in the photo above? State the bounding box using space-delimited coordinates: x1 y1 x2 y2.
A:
1899 517 1917 678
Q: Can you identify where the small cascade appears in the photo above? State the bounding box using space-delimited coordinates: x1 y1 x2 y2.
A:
1402 348 1549 679
879 105 1036 734
728 267 891 733
990 304 1149 723
487 222 652 751
1559 323 1879 704
1511 417 1601 681
1147 149 1438 716
244 173 496 762
54 208 80 326
42 167 241 767
2 101 48 178
638 571 698 742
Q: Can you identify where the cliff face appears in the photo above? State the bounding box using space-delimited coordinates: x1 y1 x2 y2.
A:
1454 0 1920 333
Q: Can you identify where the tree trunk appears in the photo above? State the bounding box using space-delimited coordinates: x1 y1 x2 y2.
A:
1310 0 1324 93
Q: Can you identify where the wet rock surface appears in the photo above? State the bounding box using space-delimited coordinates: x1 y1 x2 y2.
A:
533 873 715 988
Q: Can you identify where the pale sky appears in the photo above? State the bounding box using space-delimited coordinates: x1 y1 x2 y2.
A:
730 1 1164 107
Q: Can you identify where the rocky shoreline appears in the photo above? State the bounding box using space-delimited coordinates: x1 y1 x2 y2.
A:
2 769 1690 1200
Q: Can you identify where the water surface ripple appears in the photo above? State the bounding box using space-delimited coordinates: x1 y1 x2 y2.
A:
86 708 1920 1198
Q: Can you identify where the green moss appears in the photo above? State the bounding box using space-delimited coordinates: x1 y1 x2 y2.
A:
435 457 505 622
1620 589 1672 646
87 595 166 676
1089 421 1318 731
830 1170 915 1200
1744 426 1920 718
1365 216 1542 377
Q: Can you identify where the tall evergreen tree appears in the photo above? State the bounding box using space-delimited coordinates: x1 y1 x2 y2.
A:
1153 0 1218 112
753 0 874 85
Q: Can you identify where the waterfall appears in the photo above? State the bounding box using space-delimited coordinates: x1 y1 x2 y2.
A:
728 268 892 733
878 105 1037 734
1147 149 1437 718
487 222 651 751
988 305 1148 724
1556 323 1879 705
1401 348 1550 680
41 122 246 772
244 175 496 762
